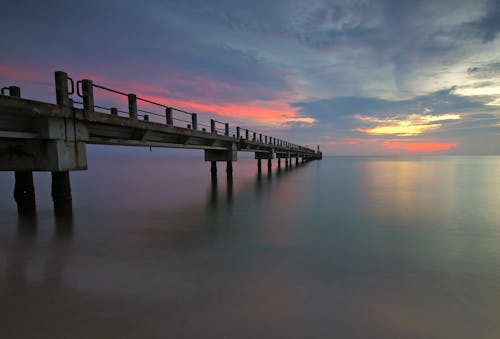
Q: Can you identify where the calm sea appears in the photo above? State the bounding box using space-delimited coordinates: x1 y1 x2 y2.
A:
1 153 499 338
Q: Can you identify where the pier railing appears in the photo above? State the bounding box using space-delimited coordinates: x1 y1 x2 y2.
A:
70 73 309 153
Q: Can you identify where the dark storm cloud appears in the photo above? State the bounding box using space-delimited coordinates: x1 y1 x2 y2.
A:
0 0 290 102
465 0 500 42
293 89 491 122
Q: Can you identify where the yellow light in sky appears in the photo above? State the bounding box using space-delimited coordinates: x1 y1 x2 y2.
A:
355 113 461 136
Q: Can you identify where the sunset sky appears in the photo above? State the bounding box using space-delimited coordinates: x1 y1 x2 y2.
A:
1 0 499 155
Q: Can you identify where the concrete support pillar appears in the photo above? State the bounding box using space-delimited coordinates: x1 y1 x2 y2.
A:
14 171 36 216
51 171 72 216
267 159 272 173
278 158 281 169
257 159 262 173
210 161 217 181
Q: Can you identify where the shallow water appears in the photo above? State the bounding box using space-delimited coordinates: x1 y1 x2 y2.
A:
1 154 499 338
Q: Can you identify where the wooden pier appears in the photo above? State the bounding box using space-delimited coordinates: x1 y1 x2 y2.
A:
0 71 322 216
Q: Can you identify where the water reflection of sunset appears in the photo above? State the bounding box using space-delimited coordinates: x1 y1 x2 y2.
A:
359 159 456 224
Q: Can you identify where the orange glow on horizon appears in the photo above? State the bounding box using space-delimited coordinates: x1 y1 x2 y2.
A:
1 65 314 126
383 141 457 153
355 113 461 136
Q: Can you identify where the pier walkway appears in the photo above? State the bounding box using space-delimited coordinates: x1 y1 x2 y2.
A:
0 71 322 215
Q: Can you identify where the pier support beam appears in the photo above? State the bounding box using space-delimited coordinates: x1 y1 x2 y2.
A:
210 161 217 182
268 159 272 173
4 86 37 216
257 159 262 173
226 161 233 179
278 158 281 170
51 171 72 216
14 171 36 216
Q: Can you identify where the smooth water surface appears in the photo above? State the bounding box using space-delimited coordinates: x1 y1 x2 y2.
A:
1 155 499 338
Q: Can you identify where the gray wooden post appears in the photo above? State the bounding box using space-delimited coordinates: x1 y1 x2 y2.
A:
259 134 262 142
245 129 249 139
225 123 229 136
191 113 198 130
166 107 173 126
253 132 256 141
55 71 71 107
267 159 272 173
81 79 94 113
257 159 262 173
111 107 118 115
128 94 137 119
211 119 216 134
236 127 240 138
265 136 268 144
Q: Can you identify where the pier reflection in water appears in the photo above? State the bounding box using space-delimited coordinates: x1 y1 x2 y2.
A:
1 155 500 339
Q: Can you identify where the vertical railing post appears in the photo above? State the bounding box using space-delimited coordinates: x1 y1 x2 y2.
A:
259 134 262 143
166 108 173 126
128 94 137 119
265 136 268 144
211 119 216 134
225 123 229 136
53 71 73 216
55 71 71 107
253 132 256 141
81 79 94 113
236 127 240 139
245 129 249 140
111 108 118 115
191 113 198 130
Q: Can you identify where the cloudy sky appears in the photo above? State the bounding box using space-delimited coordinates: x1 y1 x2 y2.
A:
1 0 499 155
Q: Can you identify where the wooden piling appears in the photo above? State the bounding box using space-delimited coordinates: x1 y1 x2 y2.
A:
210 161 217 181
267 158 272 173
51 171 72 216
257 159 262 173
14 171 36 216
226 161 233 179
